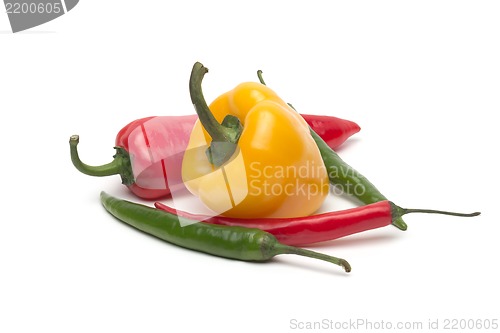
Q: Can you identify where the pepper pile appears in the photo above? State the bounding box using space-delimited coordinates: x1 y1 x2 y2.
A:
70 62 480 273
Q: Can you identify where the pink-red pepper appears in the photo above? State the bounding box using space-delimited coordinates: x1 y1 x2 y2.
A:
154 200 480 245
70 114 360 200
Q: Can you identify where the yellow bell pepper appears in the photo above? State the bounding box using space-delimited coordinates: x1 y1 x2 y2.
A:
182 62 329 218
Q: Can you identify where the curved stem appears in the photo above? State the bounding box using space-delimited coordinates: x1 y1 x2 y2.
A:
189 63 229 142
257 70 266 85
69 135 134 185
189 62 243 166
391 202 481 219
402 207 481 217
69 135 121 176
274 243 351 272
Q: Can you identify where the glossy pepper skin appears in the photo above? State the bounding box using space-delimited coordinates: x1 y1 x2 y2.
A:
305 114 359 150
155 200 392 245
70 114 359 200
183 64 329 218
70 115 194 199
100 192 351 272
155 200 479 245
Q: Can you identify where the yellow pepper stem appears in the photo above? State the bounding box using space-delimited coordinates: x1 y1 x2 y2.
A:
189 62 243 166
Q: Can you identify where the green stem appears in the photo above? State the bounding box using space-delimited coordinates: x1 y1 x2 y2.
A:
189 62 243 166
257 70 266 85
402 208 481 217
189 63 229 142
69 135 133 185
391 202 480 219
273 243 351 272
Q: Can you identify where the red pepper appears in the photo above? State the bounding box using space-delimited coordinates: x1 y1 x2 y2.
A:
154 201 480 245
69 114 360 200
304 114 360 151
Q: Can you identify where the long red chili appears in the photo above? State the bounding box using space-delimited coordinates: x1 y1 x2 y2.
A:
70 114 360 200
154 201 480 246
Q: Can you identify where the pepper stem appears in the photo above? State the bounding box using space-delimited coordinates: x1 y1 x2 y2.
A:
189 62 243 166
391 202 480 219
69 135 134 185
273 243 351 272
257 70 266 85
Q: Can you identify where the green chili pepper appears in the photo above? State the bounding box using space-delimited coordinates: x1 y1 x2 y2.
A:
100 192 351 273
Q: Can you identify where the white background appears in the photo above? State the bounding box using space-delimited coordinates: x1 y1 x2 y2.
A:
1 1 498 332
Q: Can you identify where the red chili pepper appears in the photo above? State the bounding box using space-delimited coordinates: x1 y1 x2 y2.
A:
69 114 360 200
304 114 360 151
154 201 480 245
